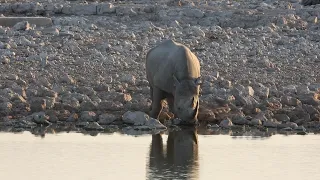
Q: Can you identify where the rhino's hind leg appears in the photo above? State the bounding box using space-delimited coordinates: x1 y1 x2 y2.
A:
149 86 153 111
150 87 165 120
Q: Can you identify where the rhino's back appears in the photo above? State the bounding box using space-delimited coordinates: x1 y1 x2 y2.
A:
146 39 200 93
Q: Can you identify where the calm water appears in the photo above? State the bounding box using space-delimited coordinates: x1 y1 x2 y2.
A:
0 130 320 180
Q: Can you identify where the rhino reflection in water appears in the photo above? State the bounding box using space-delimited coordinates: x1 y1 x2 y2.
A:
147 128 199 180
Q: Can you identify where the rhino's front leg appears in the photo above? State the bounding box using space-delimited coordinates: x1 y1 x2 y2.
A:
166 95 175 114
150 86 164 119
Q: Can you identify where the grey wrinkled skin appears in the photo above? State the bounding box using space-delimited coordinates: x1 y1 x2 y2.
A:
145 39 201 124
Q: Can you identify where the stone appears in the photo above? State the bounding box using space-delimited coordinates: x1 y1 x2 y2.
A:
252 83 269 99
32 112 51 125
0 102 12 113
122 111 149 125
263 119 281 128
250 118 262 126
286 122 299 129
98 101 123 111
84 122 104 131
41 27 59 35
295 126 306 132
280 95 301 106
145 118 167 130
219 118 233 128
297 93 320 106
98 113 117 125
12 21 31 31
80 100 98 111
274 114 290 122
115 93 132 104
80 111 97 122
60 74 75 84
97 3 116 14
45 110 59 123
0 17 52 27
66 112 79 122
183 8 205 18
120 74 136 85
29 98 46 112
231 115 249 125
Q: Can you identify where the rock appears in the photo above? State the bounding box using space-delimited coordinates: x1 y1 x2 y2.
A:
45 110 59 123
63 4 97 15
0 102 12 114
183 8 205 18
145 118 167 129
98 113 117 125
120 74 136 85
115 93 132 103
0 17 52 27
66 112 79 122
263 119 281 128
1 56 10 64
286 122 299 129
122 111 149 125
98 101 123 111
250 118 262 126
80 111 97 122
29 98 46 112
84 122 104 131
32 112 51 125
75 121 89 127
297 93 320 106
295 125 306 132
79 100 98 111
12 21 31 31
219 118 233 128
97 3 116 14
60 74 75 84
41 27 59 35
280 95 301 106
252 83 270 99
231 115 249 125
274 114 290 122
282 127 293 131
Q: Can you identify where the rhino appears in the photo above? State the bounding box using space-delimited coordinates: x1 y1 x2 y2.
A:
145 39 201 124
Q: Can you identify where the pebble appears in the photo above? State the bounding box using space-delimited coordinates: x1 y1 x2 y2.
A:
219 118 233 128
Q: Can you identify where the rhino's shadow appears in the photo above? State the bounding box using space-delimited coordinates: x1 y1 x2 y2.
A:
147 128 199 180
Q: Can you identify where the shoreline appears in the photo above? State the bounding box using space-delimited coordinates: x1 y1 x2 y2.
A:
0 0 320 135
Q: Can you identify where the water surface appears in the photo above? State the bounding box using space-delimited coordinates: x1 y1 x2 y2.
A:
0 131 319 180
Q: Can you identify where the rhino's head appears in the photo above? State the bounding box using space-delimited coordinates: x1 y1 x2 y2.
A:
173 75 201 124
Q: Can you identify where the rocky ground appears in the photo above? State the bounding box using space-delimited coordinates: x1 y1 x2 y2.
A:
0 0 320 135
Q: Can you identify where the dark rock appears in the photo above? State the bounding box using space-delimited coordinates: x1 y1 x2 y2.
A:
219 118 233 128
98 113 117 125
84 122 104 131
274 114 290 122
29 97 46 112
280 95 301 106
80 111 97 122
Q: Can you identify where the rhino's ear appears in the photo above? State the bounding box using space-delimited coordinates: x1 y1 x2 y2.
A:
194 77 202 86
173 74 180 86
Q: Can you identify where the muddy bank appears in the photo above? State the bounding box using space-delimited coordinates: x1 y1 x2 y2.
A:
0 0 320 132
0 121 318 138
